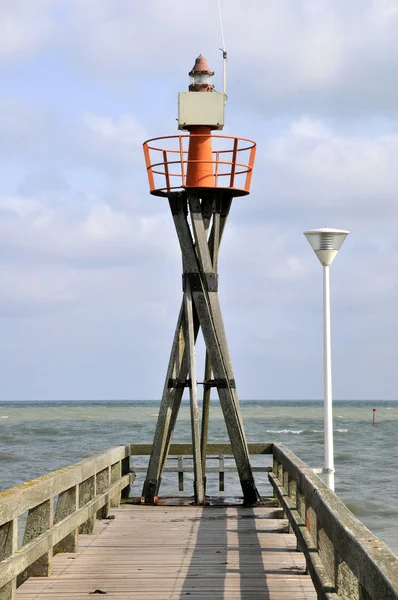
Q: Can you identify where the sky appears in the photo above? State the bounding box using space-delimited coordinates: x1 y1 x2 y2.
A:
1 0 398 401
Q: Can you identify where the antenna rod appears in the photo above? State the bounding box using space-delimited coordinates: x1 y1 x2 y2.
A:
217 0 227 102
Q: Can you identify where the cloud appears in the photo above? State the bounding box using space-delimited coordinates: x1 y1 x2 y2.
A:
80 113 148 169
0 0 58 62
0 98 148 174
0 1 398 399
0 190 177 268
257 116 398 219
27 0 394 119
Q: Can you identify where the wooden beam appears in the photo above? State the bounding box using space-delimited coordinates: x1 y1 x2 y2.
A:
184 281 204 504
130 442 274 456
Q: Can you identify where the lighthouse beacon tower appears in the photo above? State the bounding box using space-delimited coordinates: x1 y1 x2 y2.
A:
142 55 259 505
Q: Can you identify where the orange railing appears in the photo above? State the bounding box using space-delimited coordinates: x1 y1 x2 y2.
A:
143 134 256 197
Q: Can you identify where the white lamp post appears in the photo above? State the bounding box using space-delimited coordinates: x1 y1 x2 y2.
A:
304 227 349 492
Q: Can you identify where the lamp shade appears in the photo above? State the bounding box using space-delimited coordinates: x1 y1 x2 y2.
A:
188 54 214 92
304 227 349 266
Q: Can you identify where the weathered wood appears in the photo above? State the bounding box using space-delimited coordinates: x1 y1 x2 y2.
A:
141 304 188 502
134 465 272 474
177 456 184 491
270 473 338 600
130 442 274 456
78 476 95 535
53 486 78 553
141 191 258 503
184 280 204 504
200 204 222 484
156 300 201 485
270 444 398 600
171 193 258 503
110 462 122 508
219 455 225 492
0 445 131 525
96 468 110 520
0 520 17 600
15 504 317 600
0 476 130 590
18 500 53 586
200 351 212 481
121 456 131 500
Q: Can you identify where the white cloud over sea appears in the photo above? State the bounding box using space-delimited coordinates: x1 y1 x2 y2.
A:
0 0 398 400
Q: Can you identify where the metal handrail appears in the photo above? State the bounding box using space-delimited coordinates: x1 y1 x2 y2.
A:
143 134 256 197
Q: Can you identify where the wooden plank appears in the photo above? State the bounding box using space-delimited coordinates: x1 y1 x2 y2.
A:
15 503 317 600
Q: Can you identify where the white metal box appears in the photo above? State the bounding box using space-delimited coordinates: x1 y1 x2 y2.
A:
178 92 225 130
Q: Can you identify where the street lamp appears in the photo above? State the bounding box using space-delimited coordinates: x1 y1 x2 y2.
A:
304 227 349 492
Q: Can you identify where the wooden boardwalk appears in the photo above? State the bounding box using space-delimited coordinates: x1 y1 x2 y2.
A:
16 501 317 600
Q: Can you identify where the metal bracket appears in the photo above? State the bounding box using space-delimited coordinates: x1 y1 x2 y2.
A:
204 272 218 292
201 378 236 389
167 378 192 389
182 272 218 292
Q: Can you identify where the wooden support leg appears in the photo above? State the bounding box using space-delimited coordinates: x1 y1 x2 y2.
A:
184 281 205 504
142 299 200 503
200 351 212 489
171 193 259 504
189 194 259 503
142 304 187 503
201 206 222 485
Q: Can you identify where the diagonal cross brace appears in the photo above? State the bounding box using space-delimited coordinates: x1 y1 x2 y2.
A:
142 192 259 504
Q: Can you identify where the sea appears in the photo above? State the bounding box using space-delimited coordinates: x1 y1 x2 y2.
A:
0 399 397 555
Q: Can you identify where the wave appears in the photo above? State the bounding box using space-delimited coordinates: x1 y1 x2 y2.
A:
336 428 349 433
265 429 322 435
0 452 22 462
266 429 303 434
30 427 62 436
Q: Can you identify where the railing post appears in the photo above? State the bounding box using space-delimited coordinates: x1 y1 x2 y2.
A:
317 522 335 585
178 456 184 492
121 455 131 501
53 485 78 553
336 557 360 600
0 520 17 600
272 456 279 503
305 498 317 546
219 455 225 492
18 499 53 586
287 476 297 534
79 475 96 534
96 467 111 519
110 462 122 508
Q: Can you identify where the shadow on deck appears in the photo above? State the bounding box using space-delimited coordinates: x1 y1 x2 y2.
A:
15 499 317 600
